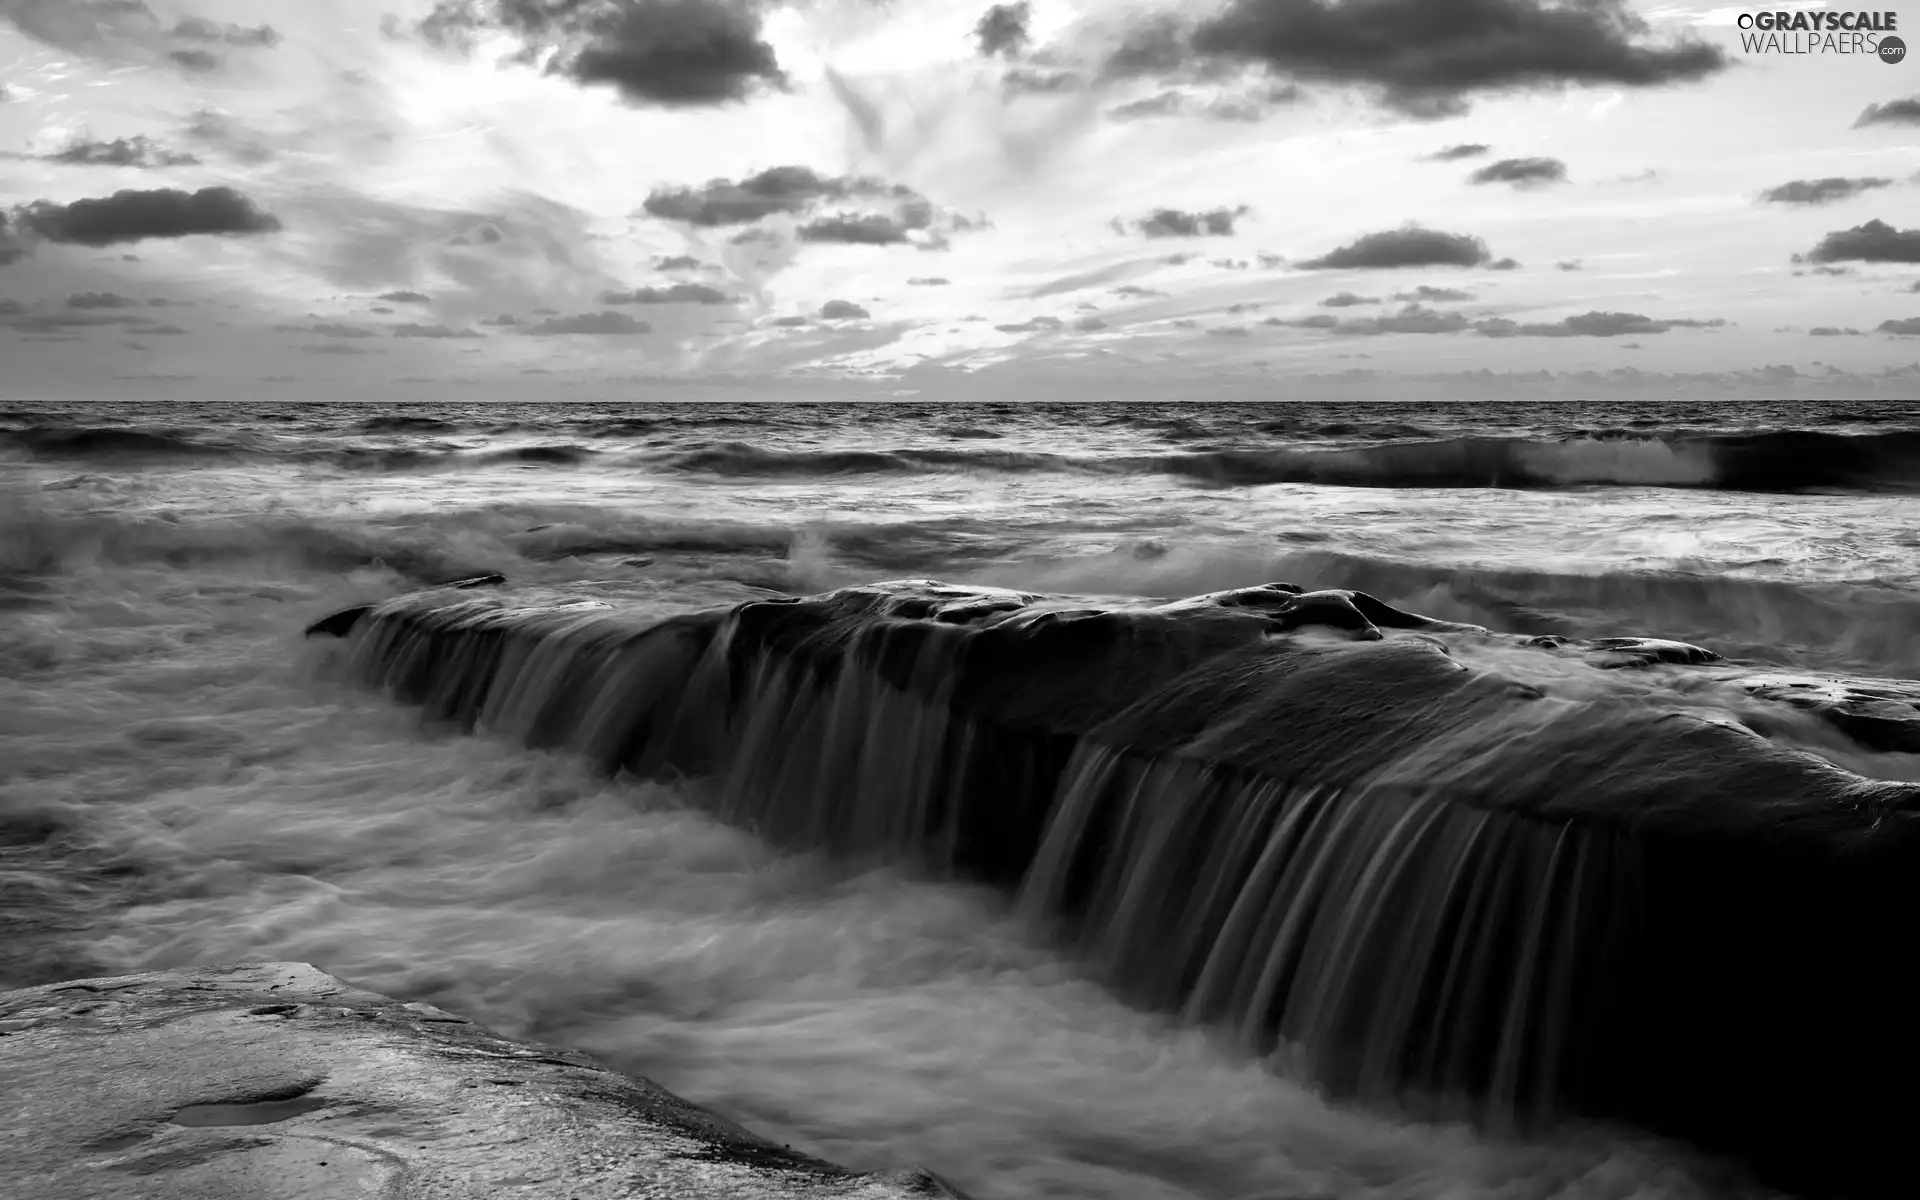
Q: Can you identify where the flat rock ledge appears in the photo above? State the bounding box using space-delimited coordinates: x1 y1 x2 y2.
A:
0 962 965 1200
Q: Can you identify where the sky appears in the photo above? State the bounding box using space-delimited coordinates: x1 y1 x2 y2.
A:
2 0 1919 403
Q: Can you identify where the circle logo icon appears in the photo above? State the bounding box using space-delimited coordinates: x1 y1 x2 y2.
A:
1882 35 1908 64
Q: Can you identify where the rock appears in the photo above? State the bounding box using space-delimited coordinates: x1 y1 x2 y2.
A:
303 575 508 639
1739 673 1920 753
0 962 967 1200
319 578 1920 1198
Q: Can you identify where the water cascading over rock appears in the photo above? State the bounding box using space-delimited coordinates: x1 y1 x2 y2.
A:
313 578 1920 1198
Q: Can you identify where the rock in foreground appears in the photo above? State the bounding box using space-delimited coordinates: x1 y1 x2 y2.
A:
0 961 963 1200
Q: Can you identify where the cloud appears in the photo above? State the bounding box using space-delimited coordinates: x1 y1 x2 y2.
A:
169 17 279 47
1759 177 1894 205
599 282 732 303
0 0 160 55
12 186 281 246
819 300 870 319
1341 304 1472 335
168 48 222 72
1881 318 1920 335
377 289 432 303
1854 97 1920 128
274 321 377 338
67 291 138 309
418 0 784 108
479 313 520 326
655 254 705 270
43 135 199 169
1393 285 1476 302
1474 311 1724 337
1556 259 1582 271
1131 206 1250 237
1112 0 1726 116
301 343 375 355
798 213 913 245
976 2 1031 58
997 316 1066 332
1264 313 1340 329
1427 143 1491 161
1113 284 1165 297
642 166 920 226
1809 326 1865 336
1003 66 1082 94
1299 226 1495 269
524 310 651 335
1108 83 1302 123
908 276 950 286
1319 291 1377 307
1467 157 1568 187
391 323 482 338
1801 219 1920 264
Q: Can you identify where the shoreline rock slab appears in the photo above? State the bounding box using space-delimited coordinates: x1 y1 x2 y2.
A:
0 961 965 1200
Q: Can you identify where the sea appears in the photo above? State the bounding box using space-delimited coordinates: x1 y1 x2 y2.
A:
4 396 1918 1200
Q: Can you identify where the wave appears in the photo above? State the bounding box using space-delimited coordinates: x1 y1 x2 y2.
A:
7 418 1918 492
657 431 1920 492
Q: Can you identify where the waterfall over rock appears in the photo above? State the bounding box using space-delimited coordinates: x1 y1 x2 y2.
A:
319 578 1920 1197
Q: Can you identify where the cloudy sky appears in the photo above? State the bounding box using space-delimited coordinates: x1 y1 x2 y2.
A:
2 0 1919 402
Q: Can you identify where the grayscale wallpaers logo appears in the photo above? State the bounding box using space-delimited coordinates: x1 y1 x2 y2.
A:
1735 9 1905 59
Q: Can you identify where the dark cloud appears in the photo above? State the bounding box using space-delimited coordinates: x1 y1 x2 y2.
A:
1113 285 1165 298
996 316 1065 332
170 17 279 46
1556 259 1582 271
642 166 919 225
1208 325 1251 337
1393 285 1476 302
1759 177 1893 205
168 47 221 72
142 322 187 335
976 2 1030 58
273 321 377 338
391 322 482 338
302 343 376 355
770 315 809 327
479 313 520 326
1489 256 1520 271
819 299 870 319
1809 326 1865 336
13 186 281 245
1074 316 1107 330
419 0 784 108
1854 97 1920 128
798 213 912 245
1427 143 1490 161
377 289 433 303
1319 291 1377 307
655 253 704 269
599 282 732 303
1300 226 1494 269
1002 66 1082 93
1132 206 1249 238
1881 318 1920 335
1133 0 1725 116
907 276 950 286
1467 156 1567 187
1474 311 1724 338
1264 313 1340 329
0 0 160 54
67 291 138 308
1109 83 1302 123
448 222 505 246
524 311 651 335
1801 220 1920 264
44 135 199 169
1341 303 1471 335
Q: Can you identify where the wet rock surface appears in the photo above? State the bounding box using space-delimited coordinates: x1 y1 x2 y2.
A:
0 961 966 1200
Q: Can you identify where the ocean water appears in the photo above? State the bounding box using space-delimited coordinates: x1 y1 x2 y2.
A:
4 397 1918 1200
